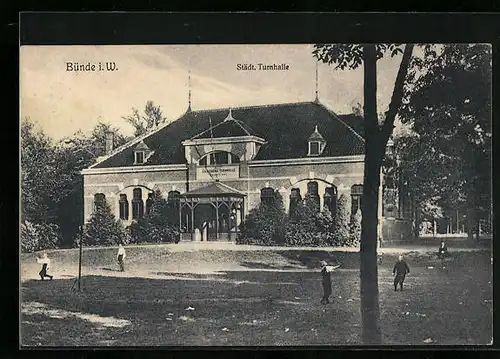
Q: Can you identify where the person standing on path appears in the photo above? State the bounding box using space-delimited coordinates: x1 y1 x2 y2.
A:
37 252 53 280
117 244 126 272
392 255 410 292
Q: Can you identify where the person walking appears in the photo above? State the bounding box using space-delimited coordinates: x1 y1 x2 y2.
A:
37 252 53 281
392 255 410 292
320 260 340 304
117 244 126 272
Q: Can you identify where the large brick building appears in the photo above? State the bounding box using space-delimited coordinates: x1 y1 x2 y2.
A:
81 100 412 242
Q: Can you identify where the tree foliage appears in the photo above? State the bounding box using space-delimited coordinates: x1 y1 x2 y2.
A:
21 117 131 249
285 201 324 246
348 210 362 247
84 200 128 246
397 44 492 238
123 101 167 137
128 190 180 244
21 220 61 253
314 43 415 344
21 118 59 225
333 194 351 246
238 191 287 245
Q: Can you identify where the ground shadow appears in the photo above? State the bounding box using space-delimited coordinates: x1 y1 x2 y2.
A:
101 267 123 272
20 250 492 346
239 261 299 270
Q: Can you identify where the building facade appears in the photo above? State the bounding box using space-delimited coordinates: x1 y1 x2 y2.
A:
81 101 412 243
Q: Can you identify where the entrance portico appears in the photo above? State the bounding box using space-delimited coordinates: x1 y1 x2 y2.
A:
179 181 245 242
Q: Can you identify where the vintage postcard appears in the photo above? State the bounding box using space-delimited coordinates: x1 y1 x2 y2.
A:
20 42 492 346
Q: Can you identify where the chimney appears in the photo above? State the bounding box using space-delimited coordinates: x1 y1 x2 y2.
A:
105 132 115 155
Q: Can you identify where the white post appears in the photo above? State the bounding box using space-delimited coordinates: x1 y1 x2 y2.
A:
377 171 383 248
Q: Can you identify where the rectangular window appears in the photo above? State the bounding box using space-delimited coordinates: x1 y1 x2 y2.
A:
309 142 320 155
119 194 129 220
135 151 145 164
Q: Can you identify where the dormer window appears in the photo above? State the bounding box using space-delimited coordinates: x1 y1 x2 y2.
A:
309 141 321 156
133 141 153 165
135 151 145 164
307 125 326 156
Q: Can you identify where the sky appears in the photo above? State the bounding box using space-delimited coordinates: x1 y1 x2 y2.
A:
20 44 403 140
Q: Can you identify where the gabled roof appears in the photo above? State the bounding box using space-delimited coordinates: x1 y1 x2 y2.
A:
134 141 151 151
182 181 245 197
91 101 365 168
190 109 256 140
308 125 326 142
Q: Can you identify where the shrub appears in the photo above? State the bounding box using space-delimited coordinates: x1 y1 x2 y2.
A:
84 201 127 246
21 220 60 253
238 191 287 245
129 190 180 244
285 202 325 246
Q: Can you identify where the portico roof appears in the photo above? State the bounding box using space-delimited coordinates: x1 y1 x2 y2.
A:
181 181 246 198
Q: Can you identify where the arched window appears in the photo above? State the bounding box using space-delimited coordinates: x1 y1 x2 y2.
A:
351 184 363 216
305 181 320 212
289 188 302 217
199 151 240 165
119 194 129 220
260 187 275 206
132 188 144 219
145 192 154 216
168 190 181 226
94 193 106 211
324 186 337 214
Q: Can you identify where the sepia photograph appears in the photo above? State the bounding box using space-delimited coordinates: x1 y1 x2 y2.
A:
19 42 492 346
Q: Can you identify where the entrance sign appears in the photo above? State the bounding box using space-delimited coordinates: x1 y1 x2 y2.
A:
197 165 239 180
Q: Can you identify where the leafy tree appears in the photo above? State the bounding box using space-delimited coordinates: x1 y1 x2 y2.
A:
54 122 130 246
21 220 61 253
123 101 167 137
21 118 59 225
238 191 287 245
84 200 127 246
314 43 414 344
398 44 492 241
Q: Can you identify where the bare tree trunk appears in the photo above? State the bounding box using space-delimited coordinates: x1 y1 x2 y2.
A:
475 216 481 241
358 43 413 345
360 152 383 344
360 44 382 345
466 191 475 242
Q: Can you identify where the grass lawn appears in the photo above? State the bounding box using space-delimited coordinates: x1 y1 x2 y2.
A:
20 246 492 346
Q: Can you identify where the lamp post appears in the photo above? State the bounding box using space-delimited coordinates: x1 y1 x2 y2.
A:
62 139 97 292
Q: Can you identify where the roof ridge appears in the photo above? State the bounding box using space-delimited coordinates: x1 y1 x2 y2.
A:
87 121 172 169
317 103 365 142
190 118 227 140
215 181 246 195
233 119 252 136
86 100 361 170
187 101 315 114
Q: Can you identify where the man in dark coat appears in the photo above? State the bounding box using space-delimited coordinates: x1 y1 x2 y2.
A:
393 255 410 291
437 241 448 259
320 260 340 304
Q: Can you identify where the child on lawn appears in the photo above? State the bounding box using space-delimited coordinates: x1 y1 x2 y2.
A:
320 260 340 304
37 252 53 281
117 244 126 272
